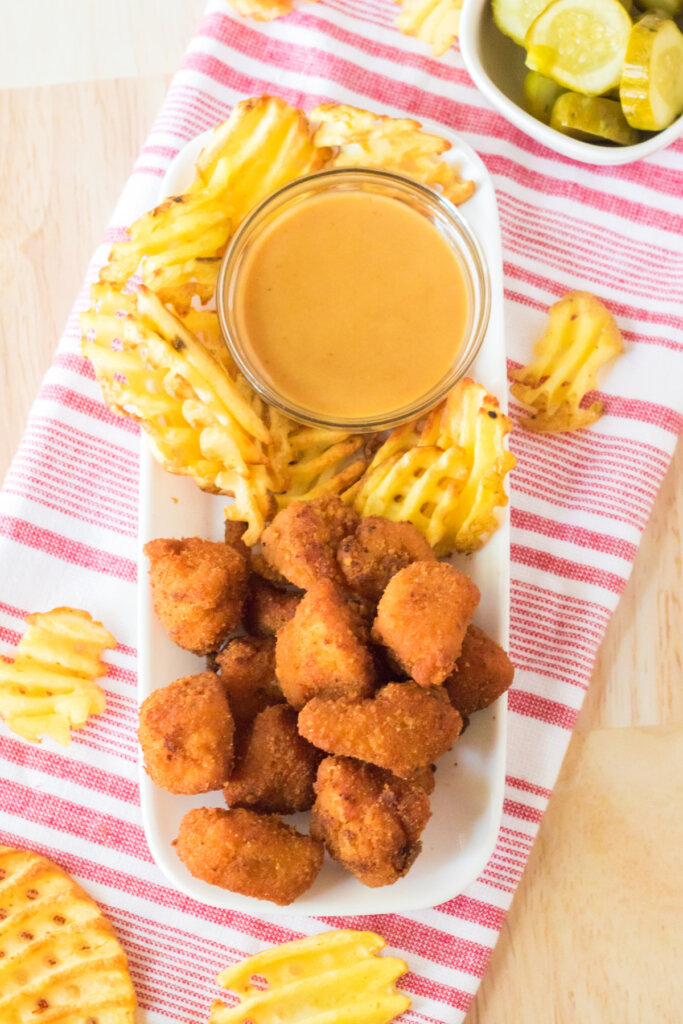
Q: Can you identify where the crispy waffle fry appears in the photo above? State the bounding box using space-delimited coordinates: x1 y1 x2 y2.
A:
209 929 410 1023
510 291 624 433
225 0 318 19
396 0 463 57
0 608 115 746
0 845 136 1021
311 102 475 205
81 282 277 543
273 423 372 509
349 378 515 554
101 97 325 311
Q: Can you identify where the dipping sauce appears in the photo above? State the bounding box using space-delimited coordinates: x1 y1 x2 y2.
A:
232 190 470 421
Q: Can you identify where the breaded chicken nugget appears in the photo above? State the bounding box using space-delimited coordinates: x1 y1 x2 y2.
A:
372 562 480 688
298 681 462 778
224 704 323 814
138 671 234 794
245 575 302 637
276 580 375 710
174 806 323 905
261 495 359 590
444 624 514 716
311 756 431 887
338 518 436 603
215 636 282 728
145 537 247 655
224 519 250 561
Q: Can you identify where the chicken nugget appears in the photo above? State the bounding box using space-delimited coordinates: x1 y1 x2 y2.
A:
444 624 514 716
298 681 462 778
139 671 234 794
224 519 250 561
372 562 480 688
174 806 323 905
245 575 302 637
215 636 282 728
145 536 248 655
261 495 359 589
224 704 323 814
338 518 436 603
276 579 375 710
311 756 431 887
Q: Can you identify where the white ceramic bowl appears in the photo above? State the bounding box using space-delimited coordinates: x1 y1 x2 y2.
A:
459 0 683 165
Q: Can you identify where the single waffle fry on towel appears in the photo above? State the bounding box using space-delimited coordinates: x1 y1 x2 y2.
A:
311 102 475 205
0 608 115 746
81 282 277 543
510 291 625 433
348 378 516 554
396 0 463 57
225 0 318 19
0 845 136 1021
101 96 325 311
209 929 410 1023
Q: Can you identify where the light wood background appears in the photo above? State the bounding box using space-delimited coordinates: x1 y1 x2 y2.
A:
0 3 681 1022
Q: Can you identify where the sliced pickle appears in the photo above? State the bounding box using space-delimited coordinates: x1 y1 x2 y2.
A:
633 0 682 16
492 0 552 46
550 92 641 143
523 72 566 122
525 0 632 96
620 13 683 129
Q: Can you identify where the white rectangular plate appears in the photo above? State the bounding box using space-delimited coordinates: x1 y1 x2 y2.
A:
138 125 509 916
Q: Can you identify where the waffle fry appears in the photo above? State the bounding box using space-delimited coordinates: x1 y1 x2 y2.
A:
510 291 624 433
273 423 372 509
0 608 115 746
349 378 515 554
209 929 410 1023
101 97 324 311
396 0 463 57
311 102 475 205
225 0 318 19
0 845 136 1021
81 282 277 542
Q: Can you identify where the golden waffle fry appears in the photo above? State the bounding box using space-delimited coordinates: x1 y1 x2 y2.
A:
0 608 115 746
311 102 475 205
209 929 410 1024
225 0 318 19
0 845 136 1022
349 378 515 554
510 291 624 433
81 283 277 543
352 445 470 550
101 97 324 311
396 0 463 57
274 423 372 509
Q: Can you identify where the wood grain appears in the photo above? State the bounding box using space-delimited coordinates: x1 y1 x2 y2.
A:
0 17 681 1023
0 79 170 480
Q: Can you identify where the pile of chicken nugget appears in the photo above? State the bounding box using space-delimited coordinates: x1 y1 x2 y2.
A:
139 495 514 906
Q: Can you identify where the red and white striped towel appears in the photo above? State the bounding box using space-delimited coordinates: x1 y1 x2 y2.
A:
1 1 682 1020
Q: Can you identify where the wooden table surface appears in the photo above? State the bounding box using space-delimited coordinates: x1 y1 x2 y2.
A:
1 3 681 1021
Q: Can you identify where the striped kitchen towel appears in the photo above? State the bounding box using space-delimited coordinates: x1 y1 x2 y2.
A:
1 1 682 1020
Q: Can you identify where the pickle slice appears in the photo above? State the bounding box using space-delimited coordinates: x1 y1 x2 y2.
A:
550 92 640 143
523 72 566 122
620 14 683 130
633 0 682 17
492 0 551 46
525 0 632 96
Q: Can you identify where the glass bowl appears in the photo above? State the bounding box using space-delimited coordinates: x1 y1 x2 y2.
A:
216 167 491 432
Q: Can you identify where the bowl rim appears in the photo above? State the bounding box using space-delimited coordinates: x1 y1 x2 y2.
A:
459 0 683 166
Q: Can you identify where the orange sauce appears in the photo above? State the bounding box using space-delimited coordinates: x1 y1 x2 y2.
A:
233 190 469 420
